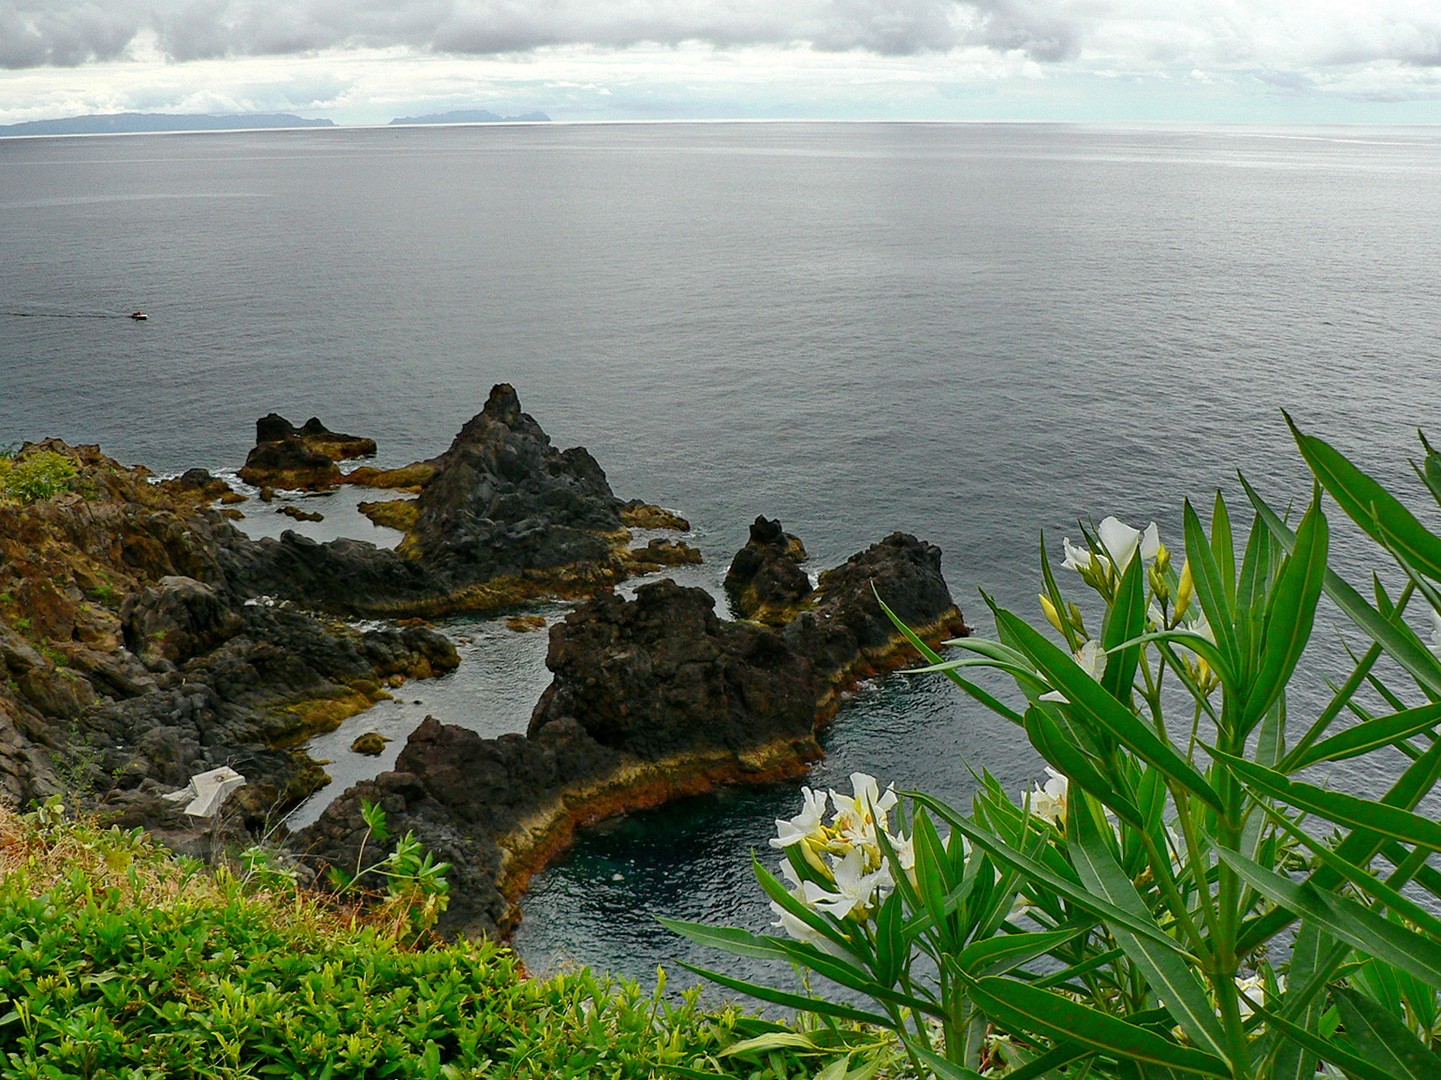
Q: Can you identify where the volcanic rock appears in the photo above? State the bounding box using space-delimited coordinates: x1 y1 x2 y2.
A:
222 385 668 617
0 441 457 837
301 526 967 939
725 515 813 624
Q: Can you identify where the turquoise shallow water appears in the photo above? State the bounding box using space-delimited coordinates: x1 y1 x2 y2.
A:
3 121 1441 984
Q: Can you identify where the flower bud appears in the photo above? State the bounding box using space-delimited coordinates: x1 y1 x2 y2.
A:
1039 594 1065 634
1174 560 1195 623
1067 602 1089 639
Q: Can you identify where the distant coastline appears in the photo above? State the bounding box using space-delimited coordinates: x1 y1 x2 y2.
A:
0 112 335 137
388 109 551 125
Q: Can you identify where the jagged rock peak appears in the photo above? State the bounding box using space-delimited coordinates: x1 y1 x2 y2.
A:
482 383 523 426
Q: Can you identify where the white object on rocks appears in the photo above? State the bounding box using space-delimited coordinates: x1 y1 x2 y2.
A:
162 766 247 818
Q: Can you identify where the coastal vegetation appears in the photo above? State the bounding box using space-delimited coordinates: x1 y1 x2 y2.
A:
0 801 816 1079
673 419 1441 1078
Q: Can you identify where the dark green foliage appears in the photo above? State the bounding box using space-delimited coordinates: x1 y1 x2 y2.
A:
0 816 786 1080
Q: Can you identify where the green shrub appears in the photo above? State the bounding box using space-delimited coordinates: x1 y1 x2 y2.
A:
0 809 800 1080
677 419 1441 1079
0 451 78 504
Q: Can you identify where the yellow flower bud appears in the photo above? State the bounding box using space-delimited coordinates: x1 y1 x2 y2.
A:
1174 560 1195 623
1154 542 1171 576
1039 594 1065 634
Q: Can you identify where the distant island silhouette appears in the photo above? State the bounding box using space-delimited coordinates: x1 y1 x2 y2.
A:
388 109 551 125
0 113 335 137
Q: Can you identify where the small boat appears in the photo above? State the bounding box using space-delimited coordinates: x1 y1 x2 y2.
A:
129 311 148 321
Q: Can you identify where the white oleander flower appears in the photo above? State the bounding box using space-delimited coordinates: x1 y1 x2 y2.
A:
1062 537 1108 576
1430 611 1441 656
1040 638 1105 702
1022 767 1069 826
830 772 898 853
770 786 827 850
1098 516 1161 572
802 847 892 920
1234 973 1284 1020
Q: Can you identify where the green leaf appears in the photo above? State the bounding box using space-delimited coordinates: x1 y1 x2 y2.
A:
1211 490 1236 611
672 961 893 1027
1214 749 1441 850
995 609 1223 813
1263 1008 1424 1080
1244 490 1329 725
1287 702 1441 772
1024 706 1144 828
962 976 1231 1077
1067 793 1230 1064
1218 850 1441 987
1288 413 1441 582
1333 988 1441 1080
901 1041 986 1080
1267 922 1328 1080
658 918 799 962
908 792 1197 960
955 927 1086 978
1102 552 1146 702
1183 498 1242 681
1242 472 1441 699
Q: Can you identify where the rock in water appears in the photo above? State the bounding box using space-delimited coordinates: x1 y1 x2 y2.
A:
300 525 968 939
396 383 625 577
724 515 813 623
237 413 376 490
527 580 818 759
221 385 663 618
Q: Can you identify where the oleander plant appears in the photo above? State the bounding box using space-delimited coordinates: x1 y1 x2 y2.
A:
669 416 1441 1080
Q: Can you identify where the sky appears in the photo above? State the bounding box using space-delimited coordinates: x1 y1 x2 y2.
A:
1 0 1440 126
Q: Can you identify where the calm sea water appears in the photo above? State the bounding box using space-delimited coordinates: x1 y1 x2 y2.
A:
4 122 1441 987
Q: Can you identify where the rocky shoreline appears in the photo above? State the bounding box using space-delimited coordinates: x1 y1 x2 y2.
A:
0 385 967 936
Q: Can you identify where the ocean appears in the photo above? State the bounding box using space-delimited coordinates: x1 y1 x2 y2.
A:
3 121 1441 986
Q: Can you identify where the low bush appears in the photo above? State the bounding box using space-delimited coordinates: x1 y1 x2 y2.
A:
0 808 813 1079
0 451 77 504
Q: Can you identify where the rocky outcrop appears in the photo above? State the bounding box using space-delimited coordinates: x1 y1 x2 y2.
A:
0 442 456 844
625 538 702 567
237 414 375 490
356 499 418 532
300 527 967 939
220 385 691 617
725 515 813 624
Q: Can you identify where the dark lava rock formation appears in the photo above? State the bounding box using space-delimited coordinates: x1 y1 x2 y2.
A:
0 441 456 848
725 515 813 624
221 385 685 617
237 414 375 490
300 527 967 939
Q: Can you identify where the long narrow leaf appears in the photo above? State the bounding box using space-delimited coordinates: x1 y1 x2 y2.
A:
1214 749 1441 850
963 976 1231 1078
1068 793 1230 1063
673 961 893 1027
1243 473 1441 698
1289 414 1441 582
1244 490 1328 726
1288 702 1441 772
1263 1009 1406 1080
996 609 1223 812
1184 498 1242 681
1219 851 1441 988
1025 706 1144 827
1333 988 1441 1080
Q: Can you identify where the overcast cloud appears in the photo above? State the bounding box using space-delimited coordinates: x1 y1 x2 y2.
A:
1 0 1439 122
3 0 1436 69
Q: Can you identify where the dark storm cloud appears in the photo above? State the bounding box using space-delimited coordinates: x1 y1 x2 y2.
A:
0 0 1089 67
